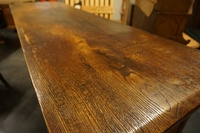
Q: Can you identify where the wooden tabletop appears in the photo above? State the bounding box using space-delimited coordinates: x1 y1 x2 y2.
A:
10 2 200 133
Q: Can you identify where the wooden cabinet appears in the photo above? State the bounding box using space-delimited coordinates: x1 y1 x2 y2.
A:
132 0 193 44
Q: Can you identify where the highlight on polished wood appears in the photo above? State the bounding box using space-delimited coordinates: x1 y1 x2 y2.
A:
10 2 200 133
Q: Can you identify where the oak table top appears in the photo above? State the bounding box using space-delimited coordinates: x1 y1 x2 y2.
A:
10 2 200 133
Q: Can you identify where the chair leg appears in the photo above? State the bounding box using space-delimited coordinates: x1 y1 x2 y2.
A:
0 73 10 89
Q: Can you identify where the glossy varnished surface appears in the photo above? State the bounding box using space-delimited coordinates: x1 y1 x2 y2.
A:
11 2 200 133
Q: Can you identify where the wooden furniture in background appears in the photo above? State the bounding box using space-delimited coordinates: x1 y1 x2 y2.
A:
121 0 130 24
11 2 200 133
65 0 114 19
0 4 15 28
121 0 135 25
39 0 57 1
132 0 193 44
0 0 35 28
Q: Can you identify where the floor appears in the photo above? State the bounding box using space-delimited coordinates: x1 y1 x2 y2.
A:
0 28 200 133
0 28 48 133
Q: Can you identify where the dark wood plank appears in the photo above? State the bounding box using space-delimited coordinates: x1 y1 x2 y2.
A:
10 2 200 133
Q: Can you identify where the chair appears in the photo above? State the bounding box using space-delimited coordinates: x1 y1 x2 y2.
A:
0 73 10 89
65 0 114 20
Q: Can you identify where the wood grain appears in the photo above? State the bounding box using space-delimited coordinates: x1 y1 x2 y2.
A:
10 2 200 133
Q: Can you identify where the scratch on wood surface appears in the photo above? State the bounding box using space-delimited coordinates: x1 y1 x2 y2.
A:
24 34 31 44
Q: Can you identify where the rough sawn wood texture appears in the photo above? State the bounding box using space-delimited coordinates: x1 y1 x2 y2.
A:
11 2 200 133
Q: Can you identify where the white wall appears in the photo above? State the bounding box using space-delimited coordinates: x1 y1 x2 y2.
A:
113 0 123 20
